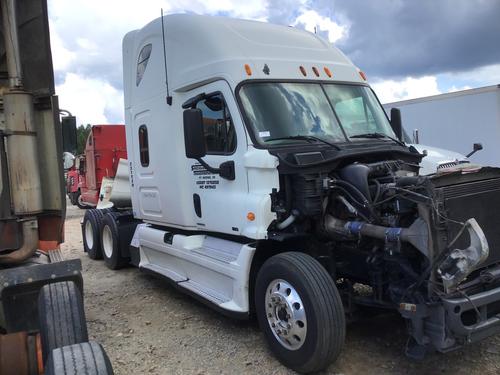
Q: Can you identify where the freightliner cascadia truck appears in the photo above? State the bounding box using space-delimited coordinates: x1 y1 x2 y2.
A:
83 14 500 373
0 0 112 374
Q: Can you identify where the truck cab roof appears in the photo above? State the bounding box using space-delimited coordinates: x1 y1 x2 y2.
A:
123 13 364 108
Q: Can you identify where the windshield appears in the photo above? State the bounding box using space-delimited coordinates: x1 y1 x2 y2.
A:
238 82 396 145
323 84 395 138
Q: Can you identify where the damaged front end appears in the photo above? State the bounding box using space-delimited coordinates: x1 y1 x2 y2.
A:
396 167 500 357
437 218 489 293
271 149 500 358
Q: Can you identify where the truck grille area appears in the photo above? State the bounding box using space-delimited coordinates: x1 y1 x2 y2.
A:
433 173 500 268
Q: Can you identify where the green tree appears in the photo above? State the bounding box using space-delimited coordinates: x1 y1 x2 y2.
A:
76 124 92 154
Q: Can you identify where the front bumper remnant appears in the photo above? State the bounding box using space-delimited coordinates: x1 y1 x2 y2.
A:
400 281 500 357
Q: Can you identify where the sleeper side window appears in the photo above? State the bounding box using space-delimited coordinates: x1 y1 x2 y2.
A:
195 93 236 154
136 44 152 86
138 125 149 167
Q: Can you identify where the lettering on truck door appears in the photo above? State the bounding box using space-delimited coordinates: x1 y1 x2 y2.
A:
187 81 248 235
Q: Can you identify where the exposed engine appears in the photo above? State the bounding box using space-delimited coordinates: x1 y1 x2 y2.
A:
271 157 500 353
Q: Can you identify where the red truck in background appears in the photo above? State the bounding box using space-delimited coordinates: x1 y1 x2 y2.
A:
67 124 127 208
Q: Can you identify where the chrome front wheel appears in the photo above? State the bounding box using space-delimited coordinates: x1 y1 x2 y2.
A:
255 252 346 373
265 279 307 350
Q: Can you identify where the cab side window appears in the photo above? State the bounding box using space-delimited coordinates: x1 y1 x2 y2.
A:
138 125 150 167
195 93 236 154
136 44 152 86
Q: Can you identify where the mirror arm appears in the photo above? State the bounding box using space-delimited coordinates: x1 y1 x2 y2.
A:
466 149 479 158
466 143 483 158
196 158 235 181
196 158 220 174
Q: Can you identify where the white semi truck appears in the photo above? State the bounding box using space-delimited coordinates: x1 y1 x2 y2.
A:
83 14 500 373
383 85 500 167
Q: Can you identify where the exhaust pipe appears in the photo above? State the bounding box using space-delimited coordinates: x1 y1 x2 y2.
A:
324 215 429 255
0 219 38 264
325 215 489 292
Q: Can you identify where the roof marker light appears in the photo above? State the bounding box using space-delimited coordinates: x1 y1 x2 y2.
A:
324 67 332 78
244 64 252 76
359 70 367 81
312 66 320 77
299 66 307 76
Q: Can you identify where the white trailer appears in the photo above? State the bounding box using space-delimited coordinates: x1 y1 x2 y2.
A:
82 14 500 373
383 85 500 167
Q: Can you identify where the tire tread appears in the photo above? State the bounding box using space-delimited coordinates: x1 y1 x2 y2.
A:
45 341 114 375
38 281 88 362
256 252 345 373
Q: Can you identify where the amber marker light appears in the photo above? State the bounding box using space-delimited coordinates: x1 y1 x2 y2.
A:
312 66 320 77
359 70 367 81
247 212 256 221
324 67 332 78
299 66 307 76
244 64 252 76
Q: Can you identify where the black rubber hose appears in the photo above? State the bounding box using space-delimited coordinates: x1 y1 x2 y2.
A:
333 179 380 222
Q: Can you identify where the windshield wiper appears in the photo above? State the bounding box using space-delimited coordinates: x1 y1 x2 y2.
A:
349 132 406 147
264 135 341 150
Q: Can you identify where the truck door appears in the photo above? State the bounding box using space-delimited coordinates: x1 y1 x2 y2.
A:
187 81 248 236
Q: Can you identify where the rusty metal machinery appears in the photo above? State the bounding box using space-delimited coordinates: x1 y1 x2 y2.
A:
0 0 65 261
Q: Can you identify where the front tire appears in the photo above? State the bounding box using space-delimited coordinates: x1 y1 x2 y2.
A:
255 252 345 374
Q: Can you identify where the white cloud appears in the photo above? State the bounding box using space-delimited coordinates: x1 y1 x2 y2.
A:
49 20 75 72
447 85 472 93
373 64 500 104
372 76 441 104
48 1 495 125
293 10 347 43
56 73 123 125
48 0 268 125
443 63 500 86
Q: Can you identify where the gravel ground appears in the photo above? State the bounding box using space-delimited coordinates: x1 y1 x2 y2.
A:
63 204 500 375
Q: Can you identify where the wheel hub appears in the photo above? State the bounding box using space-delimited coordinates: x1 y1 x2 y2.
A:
85 220 94 249
102 225 113 258
265 279 307 350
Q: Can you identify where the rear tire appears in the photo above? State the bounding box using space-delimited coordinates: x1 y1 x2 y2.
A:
38 281 88 362
255 252 345 374
82 209 111 259
44 341 114 375
101 212 129 270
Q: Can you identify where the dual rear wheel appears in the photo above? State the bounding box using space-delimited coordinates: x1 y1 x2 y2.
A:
82 209 129 269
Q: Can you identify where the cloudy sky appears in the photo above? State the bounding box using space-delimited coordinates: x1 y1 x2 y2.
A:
48 0 500 125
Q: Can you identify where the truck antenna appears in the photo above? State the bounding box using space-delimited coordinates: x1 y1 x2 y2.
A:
161 8 172 106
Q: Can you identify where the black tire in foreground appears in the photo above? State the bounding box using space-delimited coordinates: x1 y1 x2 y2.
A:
45 341 114 375
82 208 111 259
255 252 345 374
101 212 129 270
38 281 88 362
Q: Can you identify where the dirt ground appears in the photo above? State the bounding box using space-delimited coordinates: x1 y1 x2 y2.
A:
62 204 500 375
